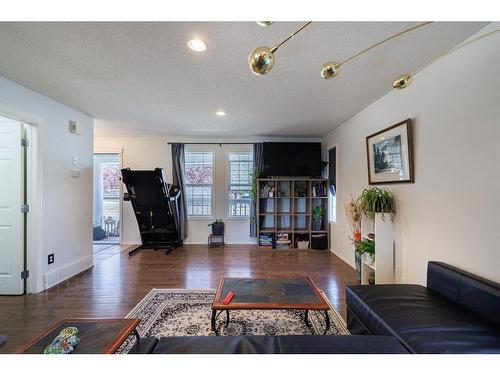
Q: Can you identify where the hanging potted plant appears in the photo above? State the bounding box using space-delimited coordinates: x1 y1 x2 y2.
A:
312 206 326 231
360 187 396 221
208 219 225 236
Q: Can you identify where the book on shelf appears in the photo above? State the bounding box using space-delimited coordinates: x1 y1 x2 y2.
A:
259 233 275 248
276 233 290 241
312 182 327 197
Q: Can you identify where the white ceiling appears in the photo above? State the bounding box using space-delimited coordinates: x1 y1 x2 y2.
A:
0 22 487 137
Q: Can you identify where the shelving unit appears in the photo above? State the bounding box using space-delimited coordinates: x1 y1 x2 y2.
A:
360 213 394 285
257 178 329 250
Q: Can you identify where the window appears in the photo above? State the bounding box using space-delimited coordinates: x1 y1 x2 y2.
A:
184 151 214 216
227 152 253 217
328 147 337 222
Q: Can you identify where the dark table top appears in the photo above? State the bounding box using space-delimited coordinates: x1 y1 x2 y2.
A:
212 277 329 310
16 318 140 354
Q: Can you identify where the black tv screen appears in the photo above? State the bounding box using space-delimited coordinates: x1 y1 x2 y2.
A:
262 142 322 177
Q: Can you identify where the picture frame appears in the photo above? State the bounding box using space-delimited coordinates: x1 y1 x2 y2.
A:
366 118 414 184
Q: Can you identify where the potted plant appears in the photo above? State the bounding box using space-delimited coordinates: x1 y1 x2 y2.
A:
312 206 326 231
359 187 395 221
345 195 363 280
208 219 224 236
355 238 375 265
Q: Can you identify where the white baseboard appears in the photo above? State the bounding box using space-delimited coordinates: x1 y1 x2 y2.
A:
43 255 94 290
330 247 355 269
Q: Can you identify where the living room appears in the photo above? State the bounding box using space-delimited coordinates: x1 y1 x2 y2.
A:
1 1 499 373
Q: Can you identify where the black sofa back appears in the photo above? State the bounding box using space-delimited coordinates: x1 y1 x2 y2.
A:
427 261 500 326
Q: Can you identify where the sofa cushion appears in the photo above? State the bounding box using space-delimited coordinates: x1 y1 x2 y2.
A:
427 262 500 326
346 284 500 354
151 335 408 354
277 335 407 354
152 336 279 354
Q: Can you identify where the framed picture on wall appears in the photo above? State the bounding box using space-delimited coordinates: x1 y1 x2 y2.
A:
366 118 414 184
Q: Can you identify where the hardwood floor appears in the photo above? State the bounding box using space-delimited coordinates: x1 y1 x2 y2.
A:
0 245 358 353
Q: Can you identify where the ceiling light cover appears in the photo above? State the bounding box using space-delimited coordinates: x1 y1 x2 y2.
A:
216 111 226 116
256 21 273 27
188 38 207 52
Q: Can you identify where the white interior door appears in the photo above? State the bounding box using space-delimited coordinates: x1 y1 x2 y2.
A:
0 118 24 295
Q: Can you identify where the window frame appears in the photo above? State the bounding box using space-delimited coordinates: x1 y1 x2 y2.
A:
327 145 337 224
184 149 215 219
225 149 253 219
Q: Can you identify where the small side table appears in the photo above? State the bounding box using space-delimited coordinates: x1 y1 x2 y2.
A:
16 318 140 354
208 234 225 248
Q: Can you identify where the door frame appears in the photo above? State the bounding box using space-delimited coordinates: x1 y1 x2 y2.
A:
93 150 124 245
0 110 41 294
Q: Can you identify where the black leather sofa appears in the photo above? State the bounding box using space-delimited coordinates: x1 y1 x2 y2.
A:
347 261 500 354
130 261 499 354
130 335 408 354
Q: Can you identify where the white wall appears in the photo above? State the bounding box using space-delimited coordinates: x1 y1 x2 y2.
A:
322 23 500 285
94 132 321 245
0 75 94 293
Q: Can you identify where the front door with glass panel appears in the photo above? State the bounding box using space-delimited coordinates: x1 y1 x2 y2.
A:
93 153 121 247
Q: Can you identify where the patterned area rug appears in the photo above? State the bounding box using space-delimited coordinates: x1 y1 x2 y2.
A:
118 288 349 353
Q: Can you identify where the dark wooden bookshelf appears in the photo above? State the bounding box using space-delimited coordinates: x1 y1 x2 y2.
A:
257 178 329 250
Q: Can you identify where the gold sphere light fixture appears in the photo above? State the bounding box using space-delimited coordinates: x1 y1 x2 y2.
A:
393 27 500 90
321 22 433 80
393 74 413 89
248 46 276 75
320 62 341 79
249 21 312 76
256 21 273 27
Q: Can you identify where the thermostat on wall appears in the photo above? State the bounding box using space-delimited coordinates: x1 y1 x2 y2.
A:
69 120 81 135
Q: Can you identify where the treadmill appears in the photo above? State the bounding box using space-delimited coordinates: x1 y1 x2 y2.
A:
121 168 181 255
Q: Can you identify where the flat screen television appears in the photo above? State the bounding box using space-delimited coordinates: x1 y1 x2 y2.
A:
262 142 322 177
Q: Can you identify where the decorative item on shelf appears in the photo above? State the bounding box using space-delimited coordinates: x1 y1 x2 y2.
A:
295 232 310 249
345 195 363 281
260 183 273 198
360 187 396 221
295 182 307 197
312 205 326 231
276 233 292 249
366 119 414 184
277 190 289 197
367 271 376 285
208 219 225 236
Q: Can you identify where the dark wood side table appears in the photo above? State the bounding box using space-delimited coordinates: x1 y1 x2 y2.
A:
16 318 140 354
211 277 331 335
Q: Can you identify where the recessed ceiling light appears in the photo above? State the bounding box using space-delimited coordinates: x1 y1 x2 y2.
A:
215 111 226 117
188 38 207 52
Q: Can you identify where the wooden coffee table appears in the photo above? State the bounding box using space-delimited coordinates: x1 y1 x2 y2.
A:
16 318 140 354
211 277 331 335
